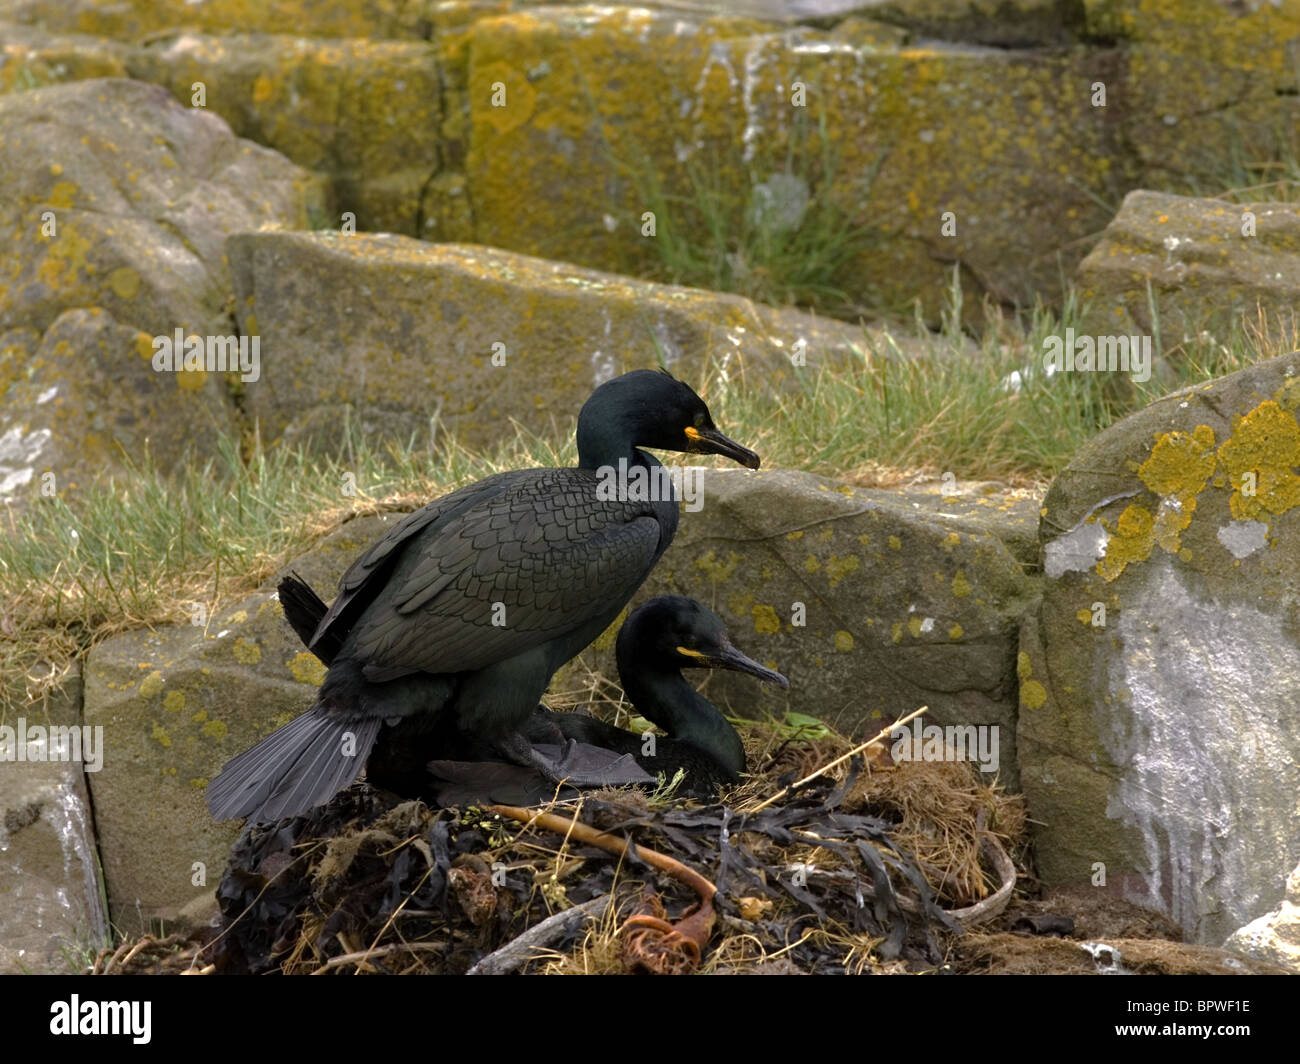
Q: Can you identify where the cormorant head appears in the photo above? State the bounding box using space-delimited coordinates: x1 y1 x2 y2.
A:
618 595 789 688
577 369 760 470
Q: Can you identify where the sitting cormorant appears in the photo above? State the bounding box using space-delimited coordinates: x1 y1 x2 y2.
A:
521 595 788 795
207 370 758 823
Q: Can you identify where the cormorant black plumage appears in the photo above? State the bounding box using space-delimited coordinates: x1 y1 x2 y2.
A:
207 370 758 823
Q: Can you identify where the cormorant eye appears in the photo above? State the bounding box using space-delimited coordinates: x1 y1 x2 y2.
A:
693 412 706 428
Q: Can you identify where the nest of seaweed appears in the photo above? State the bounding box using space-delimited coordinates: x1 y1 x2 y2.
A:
91 727 1285 976
175 732 1024 975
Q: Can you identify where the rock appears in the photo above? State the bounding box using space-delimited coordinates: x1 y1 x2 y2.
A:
556 0 1079 45
0 78 325 500
1076 190 1300 351
0 0 430 40
824 0 1082 46
6 4 1288 325
0 663 109 973
126 32 440 237
1224 861 1300 974
1 308 234 496
225 230 869 452
1083 0 1300 186
558 468 1040 786
0 21 128 92
80 514 393 932
461 6 1129 320
1021 350 1300 943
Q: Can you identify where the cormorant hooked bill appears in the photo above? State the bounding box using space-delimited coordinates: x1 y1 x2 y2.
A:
207 370 759 823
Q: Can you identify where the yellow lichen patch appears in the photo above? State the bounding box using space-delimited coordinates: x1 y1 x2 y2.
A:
695 549 740 583
162 689 185 713
833 630 854 652
824 554 860 588
943 532 960 550
888 535 901 550
37 224 93 289
1097 504 1155 582
150 723 171 748
139 670 164 698
201 720 228 740
1139 424 1217 498
1273 376 1300 414
1165 496 1198 550
46 180 79 209
252 73 273 103
891 621 903 643
1020 679 1047 710
1134 424 1216 553
107 266 140 299
948 623 963 639
803 554 821 574
786 530 804 540
951 570 971 598
475 60 536 134
752 604 781 635
288 651 327 686
1016 651 1046 708
232 637 261 664
230 610 249 624
177 367 208 391
1217 400 1300 520
907 616 923 637
1075 608 1093 625
192 710 207 723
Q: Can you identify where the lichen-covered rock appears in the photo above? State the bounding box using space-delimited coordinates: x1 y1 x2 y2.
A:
126 32 440 236
0 0 430 41
1022 350 1300 943
1084 0 1300 185
828 0 1081 46
1077 190 1300 346
81 514 393 932
1224 861 1300 974
0 78 325 500
559 468 1040 786
0 21 128 92
0 664 108 974
0 308 235 496
462 6 1129 320
226 230 868 452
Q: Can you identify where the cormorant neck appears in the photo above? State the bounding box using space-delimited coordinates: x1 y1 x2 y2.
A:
619 667 746 778
577 416 648 471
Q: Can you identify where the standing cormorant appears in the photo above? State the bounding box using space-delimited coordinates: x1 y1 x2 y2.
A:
207 370 758 823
